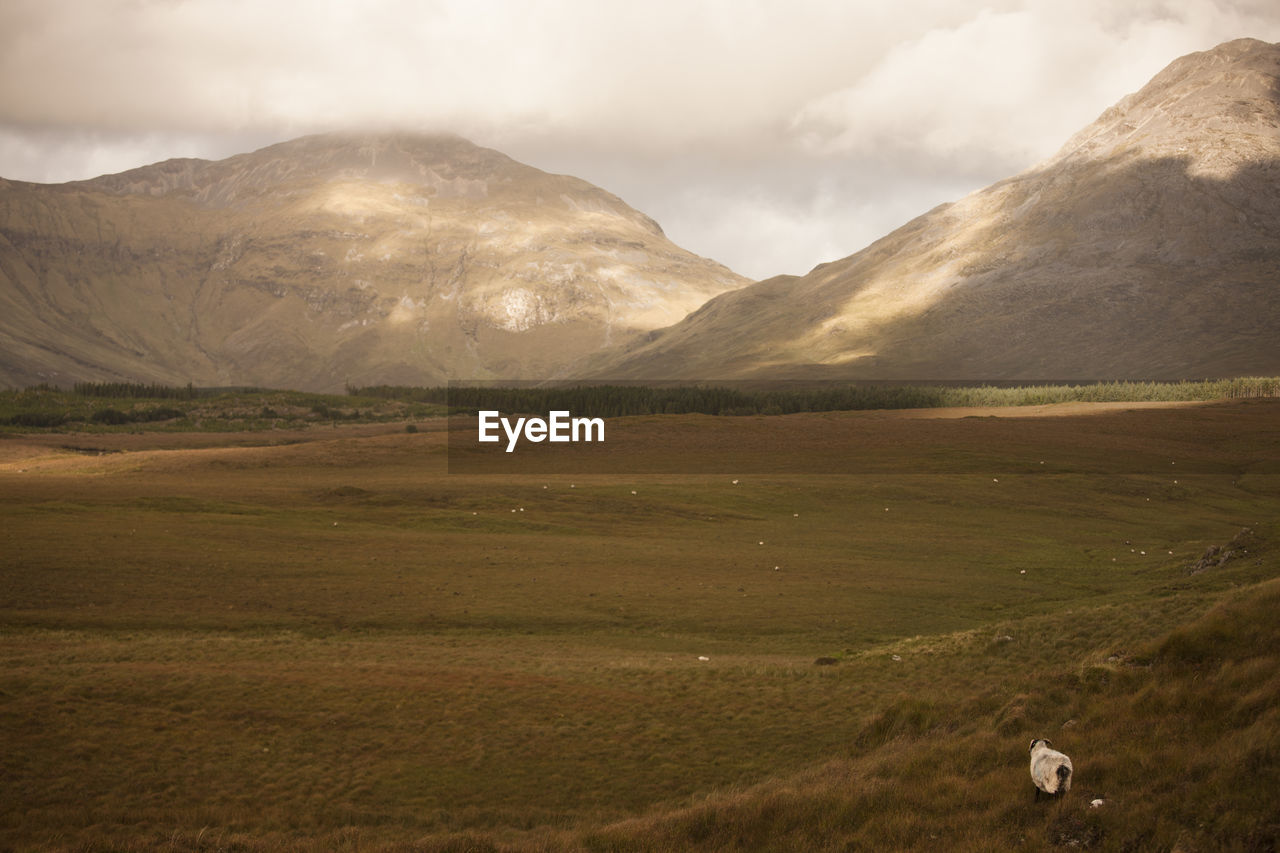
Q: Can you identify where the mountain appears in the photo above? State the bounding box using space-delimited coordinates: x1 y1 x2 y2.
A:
589 38 1280 381
0 133 747 391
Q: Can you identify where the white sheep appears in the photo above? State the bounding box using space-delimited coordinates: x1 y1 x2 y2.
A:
1029 738 1073 801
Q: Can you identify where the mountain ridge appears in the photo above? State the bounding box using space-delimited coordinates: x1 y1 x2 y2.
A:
0 132 746 390
586 38 1280 381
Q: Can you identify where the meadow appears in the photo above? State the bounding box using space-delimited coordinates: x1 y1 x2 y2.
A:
1 396 1278 851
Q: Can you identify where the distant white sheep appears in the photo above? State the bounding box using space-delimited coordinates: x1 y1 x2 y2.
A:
1029 738 1073 801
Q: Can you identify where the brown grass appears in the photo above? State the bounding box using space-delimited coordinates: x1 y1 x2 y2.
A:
2 400 1278 850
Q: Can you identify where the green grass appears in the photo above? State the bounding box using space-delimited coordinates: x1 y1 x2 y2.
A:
0 386 446 433
1 400 1278 850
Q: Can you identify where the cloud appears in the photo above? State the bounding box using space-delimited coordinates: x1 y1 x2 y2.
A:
0 1 996 147
788 0 1280 168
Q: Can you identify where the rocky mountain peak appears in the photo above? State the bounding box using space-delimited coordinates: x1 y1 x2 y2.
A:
1048 38 1280 174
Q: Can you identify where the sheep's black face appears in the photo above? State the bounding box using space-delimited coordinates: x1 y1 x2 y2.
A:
1029 738 1052 753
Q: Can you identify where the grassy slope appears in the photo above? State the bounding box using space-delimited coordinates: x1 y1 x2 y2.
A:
1 401 1278 851
583 575 1280 852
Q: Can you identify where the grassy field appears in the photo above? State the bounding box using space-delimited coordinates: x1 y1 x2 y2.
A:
1 399 1278 850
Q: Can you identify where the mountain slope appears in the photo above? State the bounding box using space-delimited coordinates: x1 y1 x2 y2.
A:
590 38 1280 381
0 134 747 390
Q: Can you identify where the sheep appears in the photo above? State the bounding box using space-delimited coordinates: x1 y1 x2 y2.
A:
1029 738 1073 801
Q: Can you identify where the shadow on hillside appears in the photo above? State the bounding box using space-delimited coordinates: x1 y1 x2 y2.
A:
743 149 1280 382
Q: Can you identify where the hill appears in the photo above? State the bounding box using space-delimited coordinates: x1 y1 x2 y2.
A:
590 38 1280 381
0 133 747 391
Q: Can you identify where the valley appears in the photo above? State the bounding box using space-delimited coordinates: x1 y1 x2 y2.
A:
2 399 1277 850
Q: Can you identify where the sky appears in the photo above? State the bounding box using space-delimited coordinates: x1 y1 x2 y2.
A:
2 1 1279 281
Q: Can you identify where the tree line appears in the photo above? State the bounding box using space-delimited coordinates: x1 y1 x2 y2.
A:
71 382 267 399
346 377 1280 417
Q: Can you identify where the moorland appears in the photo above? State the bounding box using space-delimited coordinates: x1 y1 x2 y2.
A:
2 386 1279 851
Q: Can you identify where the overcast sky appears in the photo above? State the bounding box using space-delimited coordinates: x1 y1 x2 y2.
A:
2 1 1279 280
